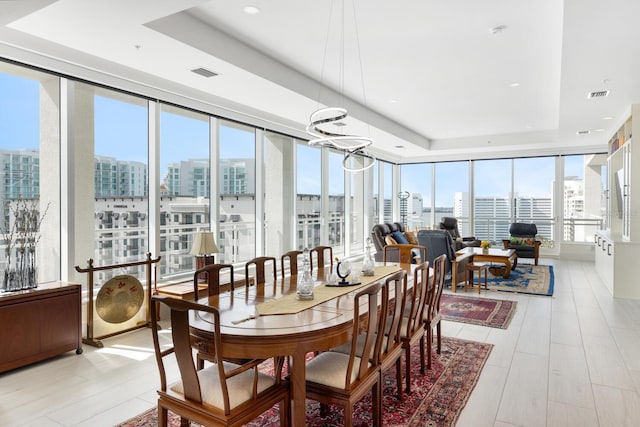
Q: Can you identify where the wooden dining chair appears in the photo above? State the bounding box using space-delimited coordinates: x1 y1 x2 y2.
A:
383 244 427 265
193 263 235 298
280 250 303 278
304 282 386 427
400 261 430 393
150 295 291 427
379 269 408 400
423 254 447 370
309 245 333 273
331 269 408 401
244 256 277 290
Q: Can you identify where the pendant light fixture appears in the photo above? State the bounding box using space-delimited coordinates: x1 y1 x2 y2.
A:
306 0 376 172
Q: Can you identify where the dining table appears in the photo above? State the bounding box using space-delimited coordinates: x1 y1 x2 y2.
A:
188 262 411 426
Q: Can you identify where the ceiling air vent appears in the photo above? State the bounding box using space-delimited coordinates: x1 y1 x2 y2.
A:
587 90 610 99
191 67 218 78
577 130 591 135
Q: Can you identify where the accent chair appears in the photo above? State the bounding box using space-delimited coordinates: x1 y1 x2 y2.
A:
502 222 542 265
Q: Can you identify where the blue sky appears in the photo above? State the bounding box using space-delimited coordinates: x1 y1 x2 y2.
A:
2 71 586 201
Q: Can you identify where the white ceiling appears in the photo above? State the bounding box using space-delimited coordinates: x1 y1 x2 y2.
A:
1 0 639 164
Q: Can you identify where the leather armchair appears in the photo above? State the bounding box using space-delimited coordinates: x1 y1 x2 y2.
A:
502 222 542 265
417 229 463 283
438 217 481 250
371 222 405 261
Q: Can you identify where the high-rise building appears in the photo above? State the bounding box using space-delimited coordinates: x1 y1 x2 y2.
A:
0 149 39 200
95 155 147 197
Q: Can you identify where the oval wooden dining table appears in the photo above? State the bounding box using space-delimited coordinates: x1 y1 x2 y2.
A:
188 264 411 426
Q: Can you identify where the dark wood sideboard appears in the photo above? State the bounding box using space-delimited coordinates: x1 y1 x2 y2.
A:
0 281 83 373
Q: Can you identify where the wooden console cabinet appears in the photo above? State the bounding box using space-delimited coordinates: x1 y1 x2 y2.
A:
0 281 82 373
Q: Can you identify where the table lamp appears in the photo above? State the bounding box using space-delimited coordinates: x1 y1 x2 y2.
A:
190 231 219 271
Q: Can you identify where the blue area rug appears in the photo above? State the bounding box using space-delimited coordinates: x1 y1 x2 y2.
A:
486 264 554 296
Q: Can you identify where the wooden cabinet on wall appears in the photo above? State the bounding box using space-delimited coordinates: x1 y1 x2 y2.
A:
0 282 82 373
596 104 640 299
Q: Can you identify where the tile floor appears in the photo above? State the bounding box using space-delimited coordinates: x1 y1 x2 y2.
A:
1 258 640 426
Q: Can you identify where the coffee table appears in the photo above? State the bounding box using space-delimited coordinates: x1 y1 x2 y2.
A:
451 247 517 292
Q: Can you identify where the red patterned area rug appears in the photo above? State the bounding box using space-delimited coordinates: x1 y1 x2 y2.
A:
440 294 516 329
116 337 492 427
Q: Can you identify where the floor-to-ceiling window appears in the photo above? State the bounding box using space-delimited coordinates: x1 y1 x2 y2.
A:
372 161 380 222
382 161 393 223
0 63 60 288
328 150 345 257
514 157 554 242
400 163 433 230
219 120 256 263
435 161 470 233
90 87 148 284
346 153 368 255
159 104 209 276
296 143 321 250
2 58 615 292
473 159 511 242
563 154 607 243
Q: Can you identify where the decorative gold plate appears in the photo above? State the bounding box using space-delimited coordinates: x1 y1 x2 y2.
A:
96 275 144 324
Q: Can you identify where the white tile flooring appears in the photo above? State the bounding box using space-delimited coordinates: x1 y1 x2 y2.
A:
1 259 640 426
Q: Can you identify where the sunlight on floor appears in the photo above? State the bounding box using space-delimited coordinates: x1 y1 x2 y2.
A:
97 344 155 361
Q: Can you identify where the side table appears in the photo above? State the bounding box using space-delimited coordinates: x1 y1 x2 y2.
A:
465 262 489 294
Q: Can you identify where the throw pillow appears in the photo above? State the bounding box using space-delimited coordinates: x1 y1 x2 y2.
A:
404 230 418 245
510 237 534 246
391 231 409 244
385 235 397 245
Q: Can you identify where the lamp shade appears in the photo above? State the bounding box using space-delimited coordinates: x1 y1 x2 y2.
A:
190 231 219 255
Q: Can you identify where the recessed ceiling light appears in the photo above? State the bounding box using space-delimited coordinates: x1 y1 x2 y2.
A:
490 25 507 35
395 145 404 149
603 116 614 120
509 82 521 87
243 6 260 14
388 99 398 104
576 130 591 135
595 129 606 132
